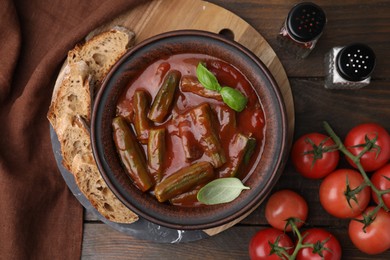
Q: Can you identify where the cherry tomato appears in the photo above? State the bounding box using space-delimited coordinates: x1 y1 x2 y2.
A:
319 169 370 218
371 164 390 208
291 133 339 179
249 228 294 260
348 207 390 254
265 190 308 231
344 123 390 172
297 228 342 260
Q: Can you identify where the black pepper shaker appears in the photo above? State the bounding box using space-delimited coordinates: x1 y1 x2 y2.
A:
325 43 376 89
277 2 327 59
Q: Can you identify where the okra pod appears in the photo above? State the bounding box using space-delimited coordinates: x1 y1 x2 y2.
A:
169 185 204 207
190 103 226 168
221 133 257 178
147 127 166 182
112 116 154 192
154 161 214 203
180 75 223 101
148 70 181 123
133 89 152 144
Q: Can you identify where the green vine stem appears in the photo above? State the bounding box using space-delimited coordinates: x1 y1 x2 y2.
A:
267 219 311 260
323 121 390 219
270 218 336 260
282 219 319 260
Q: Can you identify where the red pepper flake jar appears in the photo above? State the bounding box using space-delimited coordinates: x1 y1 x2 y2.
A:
325 43 376 89
277 2 327 59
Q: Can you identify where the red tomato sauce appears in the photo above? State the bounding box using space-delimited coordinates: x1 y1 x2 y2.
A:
116 53 265 207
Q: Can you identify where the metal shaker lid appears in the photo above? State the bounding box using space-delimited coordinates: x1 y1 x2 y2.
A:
287 2 326 42
336 43 376 81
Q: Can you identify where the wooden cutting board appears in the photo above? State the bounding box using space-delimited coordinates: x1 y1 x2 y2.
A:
88 0 294 236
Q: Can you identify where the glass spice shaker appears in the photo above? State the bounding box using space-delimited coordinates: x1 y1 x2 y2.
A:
277 2 327 59
324 43 376 89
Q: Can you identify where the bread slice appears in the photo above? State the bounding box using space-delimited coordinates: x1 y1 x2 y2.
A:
67 26 135 91
48 26 135 132
47 27 138 224
47 61 92 139
70 126 138 224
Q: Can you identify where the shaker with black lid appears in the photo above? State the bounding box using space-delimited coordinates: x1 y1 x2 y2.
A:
325 43 376 89
277 2 327 59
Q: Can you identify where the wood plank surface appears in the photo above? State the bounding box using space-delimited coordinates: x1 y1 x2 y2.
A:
82 224 390 259
82 0 390 259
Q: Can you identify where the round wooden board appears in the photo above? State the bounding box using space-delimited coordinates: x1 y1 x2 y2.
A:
89 0 294 237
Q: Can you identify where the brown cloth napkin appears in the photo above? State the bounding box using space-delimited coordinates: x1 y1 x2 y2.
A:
0 0 144 259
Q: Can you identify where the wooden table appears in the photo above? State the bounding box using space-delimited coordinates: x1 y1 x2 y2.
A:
81 1 390 259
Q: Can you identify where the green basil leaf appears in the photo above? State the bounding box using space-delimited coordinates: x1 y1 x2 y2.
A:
220 86 248 112
196 62 248 112
196 62 222 92
197 177 250 205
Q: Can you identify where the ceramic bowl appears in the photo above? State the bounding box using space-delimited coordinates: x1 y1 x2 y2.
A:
91 30 288 230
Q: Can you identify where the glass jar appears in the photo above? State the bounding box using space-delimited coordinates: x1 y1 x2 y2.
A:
325 43 376 89
277 2 327 59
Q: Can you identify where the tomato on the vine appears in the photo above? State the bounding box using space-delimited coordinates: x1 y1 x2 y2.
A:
265 190 308 232
344 123 390 172
249 228 294 260
319 169 370 218
297 228 341 260
371 164 390 208
348 207 390 255
291 133 339 179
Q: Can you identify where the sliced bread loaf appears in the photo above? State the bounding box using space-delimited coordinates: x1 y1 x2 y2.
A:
48 27 138 224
